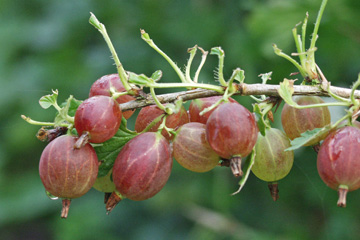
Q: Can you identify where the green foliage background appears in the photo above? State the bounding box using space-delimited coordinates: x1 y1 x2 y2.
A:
1 0 360 239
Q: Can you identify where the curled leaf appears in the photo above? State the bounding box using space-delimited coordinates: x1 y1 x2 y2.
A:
39 90 59 109
278 79 297 107
232 68 245 84
128 72 154 86
89 12 102 30
253 104 267 136
210 46 224 57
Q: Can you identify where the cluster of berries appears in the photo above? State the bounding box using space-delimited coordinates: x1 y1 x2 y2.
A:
37 74 360 218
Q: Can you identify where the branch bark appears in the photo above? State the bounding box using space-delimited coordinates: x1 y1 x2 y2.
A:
119 83 360 111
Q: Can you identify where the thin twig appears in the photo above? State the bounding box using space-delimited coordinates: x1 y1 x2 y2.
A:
119 83 360 111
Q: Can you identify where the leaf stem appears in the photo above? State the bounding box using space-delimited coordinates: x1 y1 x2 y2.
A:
307 0 328 73
193 47 208 83
301 12 309 64
89 13 132 92
150 87 166 111
211 47 227 87
332 112 352 129
157 115 168 133
150 82 224 93
199 97 224 116
292 27 303 61
273 44 307 77
291 101 349 109
327 84 352 103
111 90 132 100
141 29 188 83
141 114 165 134
350 74 360 105
21 115 56 126
310 0 328 51
227 69 242 94
185 46 197 83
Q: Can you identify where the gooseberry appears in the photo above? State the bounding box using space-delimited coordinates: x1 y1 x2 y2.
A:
106 132 172 212
189 96 238 124
74 95 122 143
134 104 189 141
251 128 294 201
281 96 331 146
206 102 258 177
173 122 220 172
89 73 136 119
317 126 360 207
39 135 99 218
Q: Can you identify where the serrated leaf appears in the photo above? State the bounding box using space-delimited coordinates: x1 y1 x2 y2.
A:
39 89 58 109
285 125 332 151
94 118 138 177
232 149 256 195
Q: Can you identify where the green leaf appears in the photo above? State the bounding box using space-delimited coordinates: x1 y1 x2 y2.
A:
187 45 197 54
273 44 307 78
54 98 71 126
89 12 102 30
210 46 224 57
285 125 332 151
53 95 81 126
259 72 272 84
128 72 154 86
234 68 245 83
278 79 297 107
151 70 163 82
164 103 175 115
140 29 151 42
60 97 83 117
253 104 267 136
39 89 59 109
94 118 138 177
173 99 183 114
272 44 282 55
232 149 256 195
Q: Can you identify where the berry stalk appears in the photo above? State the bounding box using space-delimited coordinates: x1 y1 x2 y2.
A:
89 13 133 93
337 186 348 208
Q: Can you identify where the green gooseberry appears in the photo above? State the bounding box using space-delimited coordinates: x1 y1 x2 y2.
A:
251 128 294 201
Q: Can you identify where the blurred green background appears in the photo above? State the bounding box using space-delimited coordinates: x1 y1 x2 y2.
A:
1 0 360 239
